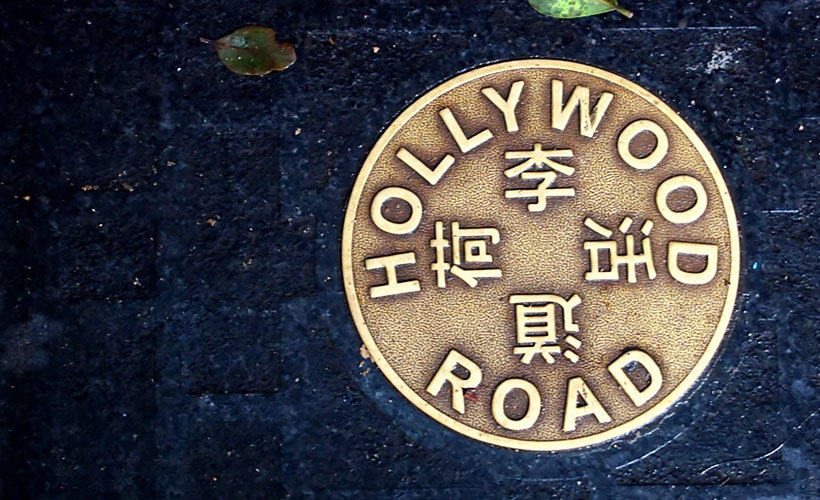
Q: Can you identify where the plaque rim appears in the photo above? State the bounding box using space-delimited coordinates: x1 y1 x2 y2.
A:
341 58 740 451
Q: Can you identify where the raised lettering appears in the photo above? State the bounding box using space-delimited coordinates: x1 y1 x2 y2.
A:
563 377 612 432
492 378 542 430
481 80 525 133
439 107 493 153
667 241 718 285
364 252 420 298
370 186 423 235
617 119 669 170
655 175 707 224
607 350 663 407
426 349 482 414
551 79 613 138
396 147 455 186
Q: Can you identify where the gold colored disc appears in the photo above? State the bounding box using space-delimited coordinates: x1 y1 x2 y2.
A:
342 60 739 451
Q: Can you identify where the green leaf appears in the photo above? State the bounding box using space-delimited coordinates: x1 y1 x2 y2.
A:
528 0 633 19
201 26 296 76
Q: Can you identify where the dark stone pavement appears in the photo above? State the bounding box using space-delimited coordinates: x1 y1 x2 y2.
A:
0 0 818 497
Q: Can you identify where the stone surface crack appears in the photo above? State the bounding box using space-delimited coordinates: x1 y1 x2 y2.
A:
698 405 820 476
616 343 749 471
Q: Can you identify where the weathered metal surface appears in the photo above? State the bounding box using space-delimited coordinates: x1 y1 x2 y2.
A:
343 60 739 451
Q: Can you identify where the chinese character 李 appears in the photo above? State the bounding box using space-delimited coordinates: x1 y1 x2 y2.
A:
504 144 575 212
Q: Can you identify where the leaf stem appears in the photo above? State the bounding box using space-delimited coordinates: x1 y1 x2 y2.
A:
599 0 633 18
200 37 226 49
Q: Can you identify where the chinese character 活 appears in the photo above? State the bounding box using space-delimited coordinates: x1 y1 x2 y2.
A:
504 144 575 212
430 221 502 288
509 294 582 364
583 216 657 283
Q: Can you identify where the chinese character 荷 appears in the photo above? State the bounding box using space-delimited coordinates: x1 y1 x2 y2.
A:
430 221 502 288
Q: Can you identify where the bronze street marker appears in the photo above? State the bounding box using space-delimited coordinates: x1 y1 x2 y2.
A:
342 60 740 451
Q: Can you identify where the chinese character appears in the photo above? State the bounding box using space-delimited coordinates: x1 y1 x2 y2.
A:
583 216 657 283
509 294 582 364
430 221 502 288
504 144 575 212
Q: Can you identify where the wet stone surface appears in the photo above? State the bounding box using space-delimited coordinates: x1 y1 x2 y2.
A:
0 0 818 498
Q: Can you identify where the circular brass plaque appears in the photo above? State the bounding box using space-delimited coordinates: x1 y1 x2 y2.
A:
342 60 739 451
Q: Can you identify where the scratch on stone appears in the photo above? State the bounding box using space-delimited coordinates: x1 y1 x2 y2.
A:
698 406 820 476
307 28 463 37
615 430 686 470
762 209 800 215
603 26 761 32
517 476 585 483
615 346 749 471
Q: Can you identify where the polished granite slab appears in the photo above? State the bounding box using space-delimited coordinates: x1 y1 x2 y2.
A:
0 0 818 497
